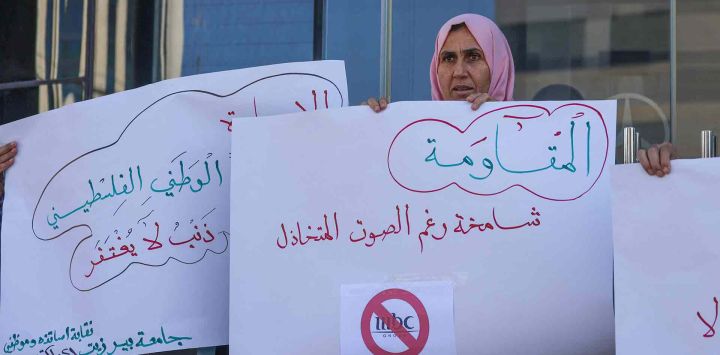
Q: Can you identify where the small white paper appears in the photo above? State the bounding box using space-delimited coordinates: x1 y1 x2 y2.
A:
341 281 456 355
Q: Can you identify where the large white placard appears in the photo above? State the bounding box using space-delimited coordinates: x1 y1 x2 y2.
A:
0 60 347 354
613 158 720 354
231 100 617 354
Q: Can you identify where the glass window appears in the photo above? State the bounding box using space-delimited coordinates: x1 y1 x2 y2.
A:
324 0 381 104
676 0 720 157
182 0 314 76
506 1 671 162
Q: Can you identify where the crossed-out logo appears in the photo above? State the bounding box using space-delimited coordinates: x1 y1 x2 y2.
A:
361 288 430 355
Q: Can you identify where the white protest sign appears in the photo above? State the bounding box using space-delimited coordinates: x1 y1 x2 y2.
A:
613 158 720 355
0 60 348 354
231 100 617 354
341 281 455 355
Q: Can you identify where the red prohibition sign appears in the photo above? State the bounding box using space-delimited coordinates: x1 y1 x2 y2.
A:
360 288 430 355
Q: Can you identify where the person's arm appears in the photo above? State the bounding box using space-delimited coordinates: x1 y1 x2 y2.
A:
0 142 18 197
638 142 675 177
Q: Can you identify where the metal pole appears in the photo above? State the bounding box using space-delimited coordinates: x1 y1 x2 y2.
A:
152 0 162 82
669 0 677 143
701 130 716 158
84 0 96 100
623 127 639 164
379 0 392 100
312 0 325 60
0 77 85 92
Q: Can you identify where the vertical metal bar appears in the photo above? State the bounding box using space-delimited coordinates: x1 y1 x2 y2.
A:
701 130 716 158
379 0 392 100
312 0 325 60
151 0 162 82
84 0 96 100
669 0 677 143
624 127 639 164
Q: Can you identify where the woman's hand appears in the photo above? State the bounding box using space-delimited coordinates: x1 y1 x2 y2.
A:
362 97 389 113
466 92 491 110
638 142 675 177
0 142 18 197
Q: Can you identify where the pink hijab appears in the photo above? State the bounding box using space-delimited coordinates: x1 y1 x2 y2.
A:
430 14 515 101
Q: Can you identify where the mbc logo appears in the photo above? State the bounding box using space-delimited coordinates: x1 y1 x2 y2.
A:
361 288 430 353
372 313 417 337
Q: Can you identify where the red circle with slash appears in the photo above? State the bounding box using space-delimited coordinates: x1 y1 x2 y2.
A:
360 288 430 354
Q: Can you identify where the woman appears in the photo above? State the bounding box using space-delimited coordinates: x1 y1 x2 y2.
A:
365 13 673 176
366 13 511 112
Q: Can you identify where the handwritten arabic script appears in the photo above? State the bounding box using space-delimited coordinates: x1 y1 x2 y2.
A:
276 203 543 253
31 93 235 292
387 103 609 201
698 296 719 338
3 321 191 355
36 148 230 291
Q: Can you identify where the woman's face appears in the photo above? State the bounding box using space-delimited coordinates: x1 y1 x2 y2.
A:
437 26 491 100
